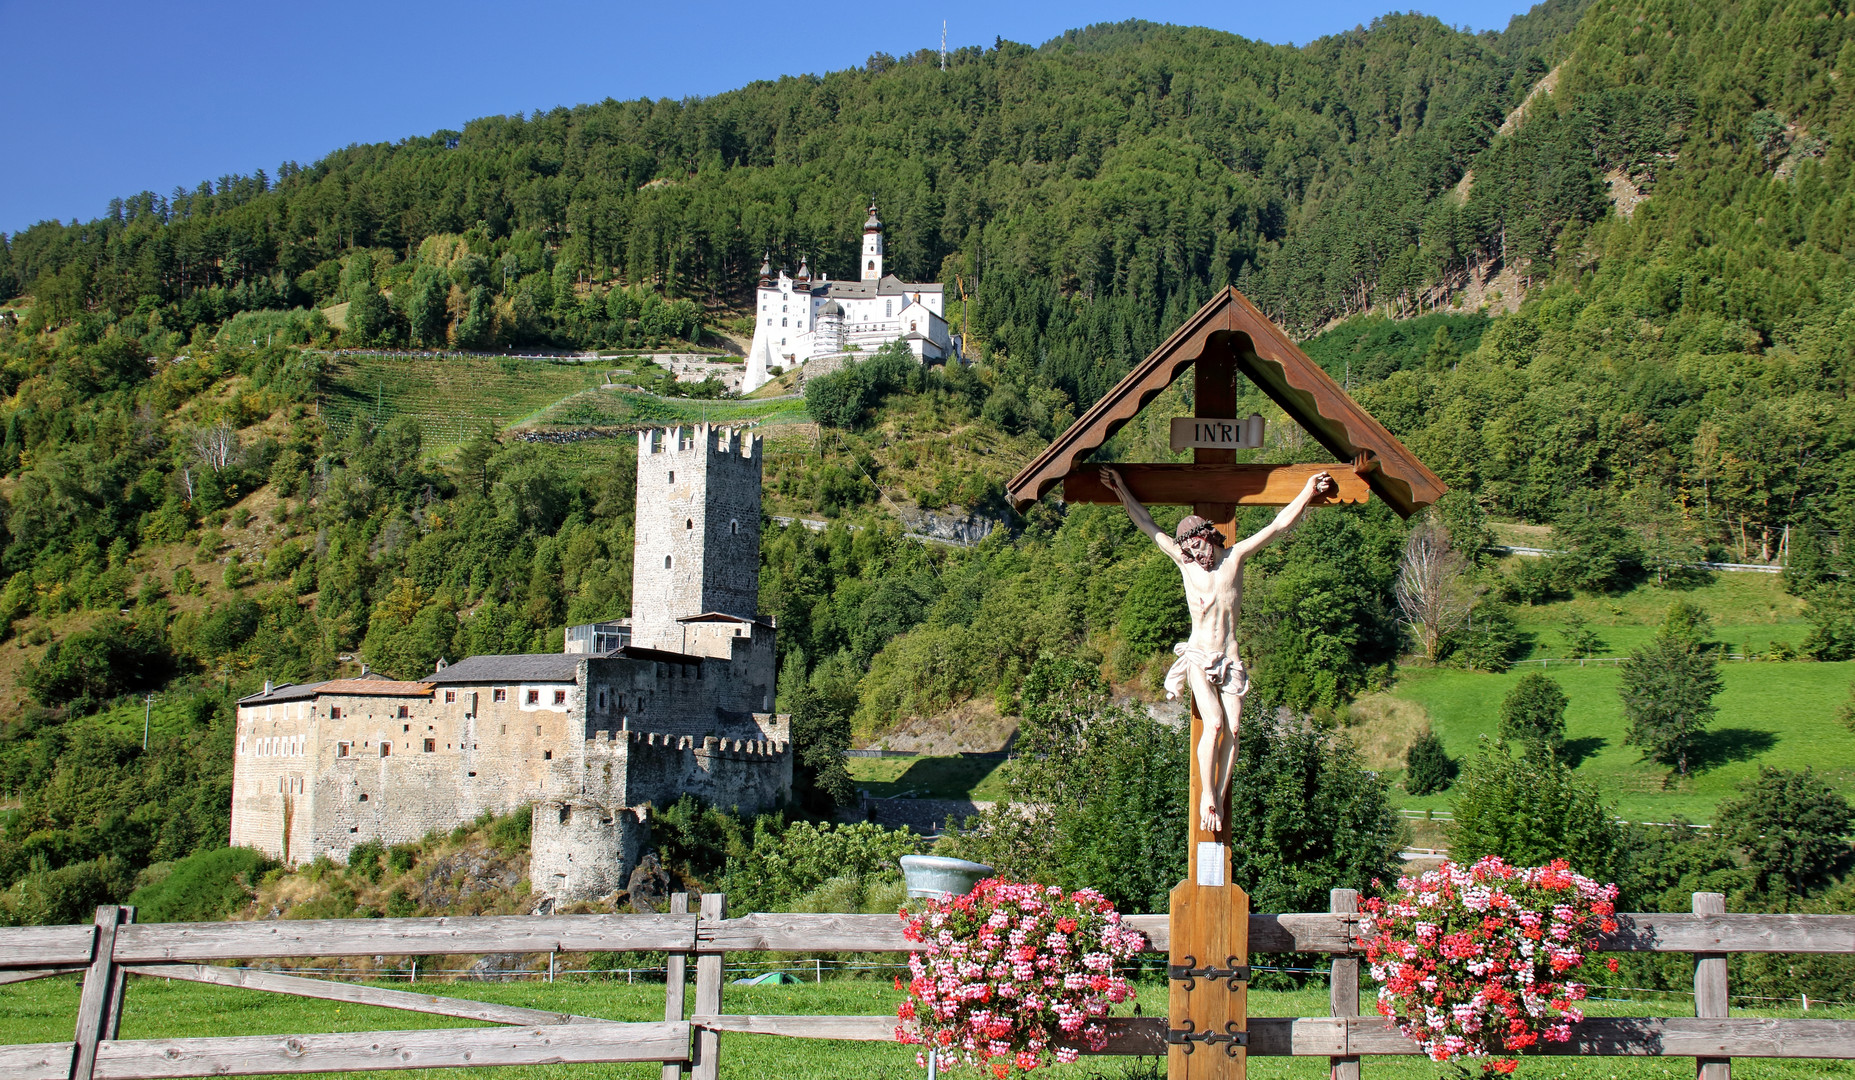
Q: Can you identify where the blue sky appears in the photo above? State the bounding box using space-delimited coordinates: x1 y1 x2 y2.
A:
0 1 1539 235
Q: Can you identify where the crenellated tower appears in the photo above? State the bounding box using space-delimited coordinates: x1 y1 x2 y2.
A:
629 425 762 653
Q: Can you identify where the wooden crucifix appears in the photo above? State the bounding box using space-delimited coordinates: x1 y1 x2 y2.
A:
1005 288 1446 1080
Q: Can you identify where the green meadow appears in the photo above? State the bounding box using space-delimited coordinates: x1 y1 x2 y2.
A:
317 355 806 462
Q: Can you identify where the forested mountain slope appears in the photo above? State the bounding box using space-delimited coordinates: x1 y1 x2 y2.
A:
4 0 1855 924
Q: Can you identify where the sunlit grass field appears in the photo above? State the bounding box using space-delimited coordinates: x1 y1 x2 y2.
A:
5 975 1854 1079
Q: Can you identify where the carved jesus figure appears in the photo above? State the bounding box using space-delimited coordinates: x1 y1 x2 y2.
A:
1101 466 1335 833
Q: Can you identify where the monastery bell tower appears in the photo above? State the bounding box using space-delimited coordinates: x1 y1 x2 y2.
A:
861 202 884 281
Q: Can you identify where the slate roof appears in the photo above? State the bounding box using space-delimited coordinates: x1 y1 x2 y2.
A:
429 654 584 684
236 672 416 705
237 680 332 705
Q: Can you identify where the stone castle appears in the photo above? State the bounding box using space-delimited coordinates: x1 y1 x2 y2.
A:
229 425 792 901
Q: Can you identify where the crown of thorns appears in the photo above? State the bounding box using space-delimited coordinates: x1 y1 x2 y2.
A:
1175 516 1222 544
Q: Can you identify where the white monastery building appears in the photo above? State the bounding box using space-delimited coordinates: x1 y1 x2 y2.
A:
742 203 959 393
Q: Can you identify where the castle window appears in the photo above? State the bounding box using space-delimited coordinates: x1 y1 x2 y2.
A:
598 689 607 709
358 793 368 802
527 690 540 705
380 743 391 757
493 689 507 702
330 706 342 719
338 742 350 757
781 318 787 327
553 690 567 705
544 750 553 760
403 724 410 732
536 724 541 735
397 706 410 719
665 555 673 569
444 691 456 703
423 739 435 753
685 518 693 530
667 471 674 484
730 520 739 534
350 826 358 834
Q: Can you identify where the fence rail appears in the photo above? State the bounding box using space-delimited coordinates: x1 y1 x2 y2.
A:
4 893 1854 1078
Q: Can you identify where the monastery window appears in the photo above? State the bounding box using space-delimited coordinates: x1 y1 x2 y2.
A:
781 318 787 327
380 743 391 757
553 690 568 705
667 471 674 483
730 520 739 534
397 705 410 719
664 555 673 569
402 724 410 733
868 260 875 271
685 518 693 530
493 689 507 702
536 724 541 735
445 691 456 704
423 739 435 753
527 690 540 705
330 706 342 719
544 750 553 760
358 793 368 802
338 742 350 758
886 301 893 317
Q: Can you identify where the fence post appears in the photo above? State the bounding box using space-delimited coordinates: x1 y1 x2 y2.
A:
692 893 726 1080
663 892 690 1080
73 905 131 1080
1694 892 1729 1080
1330 889 1360 1080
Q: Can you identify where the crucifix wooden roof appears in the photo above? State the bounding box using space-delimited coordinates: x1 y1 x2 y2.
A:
1004 287 1447 519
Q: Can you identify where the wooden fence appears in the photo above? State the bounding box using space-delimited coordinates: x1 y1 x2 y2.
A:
4 891 1855 1078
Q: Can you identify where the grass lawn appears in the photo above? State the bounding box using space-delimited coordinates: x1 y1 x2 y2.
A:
5 975 1853 1078
1503 570 1808 660
1389 660 1855 822
844 755 1011 801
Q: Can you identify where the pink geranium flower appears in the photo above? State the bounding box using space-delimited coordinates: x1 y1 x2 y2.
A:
895 879 1146 1076
1359 857 1619 1075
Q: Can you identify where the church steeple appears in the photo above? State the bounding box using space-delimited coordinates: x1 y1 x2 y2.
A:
861 201 885 282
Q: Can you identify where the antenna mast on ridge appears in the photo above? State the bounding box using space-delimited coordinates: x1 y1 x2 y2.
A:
941 21 947 71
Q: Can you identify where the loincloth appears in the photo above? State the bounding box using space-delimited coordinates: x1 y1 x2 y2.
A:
1164 643 1250 702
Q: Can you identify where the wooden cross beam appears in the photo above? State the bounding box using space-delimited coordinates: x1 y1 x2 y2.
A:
1060 462 1372 508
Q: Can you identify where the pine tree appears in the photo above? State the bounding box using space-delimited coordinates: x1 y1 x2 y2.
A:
1498 671 1568 757
1404 729 1458 795
1620 603 1722 777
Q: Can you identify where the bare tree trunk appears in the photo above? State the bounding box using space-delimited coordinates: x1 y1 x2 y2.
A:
1396 517 1477 663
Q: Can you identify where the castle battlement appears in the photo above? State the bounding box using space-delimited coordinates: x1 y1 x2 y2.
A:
636 424 759 464
580 728 787 761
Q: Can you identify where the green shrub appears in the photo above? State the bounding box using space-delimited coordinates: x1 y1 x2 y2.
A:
488 806 531 854
126 847 274 922
1449 743 1621 880
347 839 387 884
